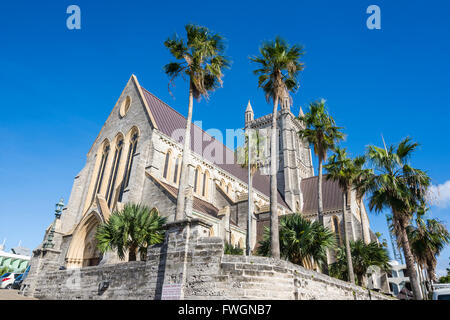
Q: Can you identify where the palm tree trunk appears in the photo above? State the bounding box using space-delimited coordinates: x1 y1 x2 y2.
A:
270 96 280 259
357 274 364 286
317 154 329 274
128 245 137 261
175 83 194 221
318 155 324 225
424 266 432 293
246 170 253 256
343 191 356 284
398 221 423 300
359 198 367 244
418 265 427 300
429 260 437 283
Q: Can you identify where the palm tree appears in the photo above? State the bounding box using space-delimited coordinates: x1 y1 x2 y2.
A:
330 240 390 286
298 100 344 225
365 137 431 300
237 129 266 255
438 266 450 283
250 37 305 259
96 203 167 261
224 242 244 255
325 147 365 284
406 205 450 283
257 213 336 270
164 24 230 221
0 266 13 277
352 157 373 244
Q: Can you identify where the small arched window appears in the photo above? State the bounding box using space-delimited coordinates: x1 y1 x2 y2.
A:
202 170 210 197
163 149 173 180
91 142 110 203
106 136 124 207
173 156 181 184
194 167 201 194
118 130 139 202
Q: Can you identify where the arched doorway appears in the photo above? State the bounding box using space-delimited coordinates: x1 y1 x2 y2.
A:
82 220 102 267
66 211 103 268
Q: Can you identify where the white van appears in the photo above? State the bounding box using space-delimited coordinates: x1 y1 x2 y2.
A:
432 284 450 300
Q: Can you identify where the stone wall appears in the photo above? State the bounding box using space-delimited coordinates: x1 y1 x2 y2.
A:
27 219 393 300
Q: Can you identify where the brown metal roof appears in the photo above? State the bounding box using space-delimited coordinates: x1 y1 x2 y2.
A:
155 177 220 217
301 175 344 214
141 87 289 209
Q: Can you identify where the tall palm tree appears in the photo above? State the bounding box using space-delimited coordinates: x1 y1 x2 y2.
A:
250 37 304 259
352 162 373 244
325 147 364 284
406 205 450 283
257 213 336 270
96 203 167 261
237 129 266 255
365 137 431 300
330 240 390 286
298 100 344 225
164 24 230 221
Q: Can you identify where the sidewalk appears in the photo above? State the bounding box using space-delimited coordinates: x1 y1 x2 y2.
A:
0 290 37 300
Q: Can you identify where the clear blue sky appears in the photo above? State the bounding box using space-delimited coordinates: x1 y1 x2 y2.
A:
0 1 449 275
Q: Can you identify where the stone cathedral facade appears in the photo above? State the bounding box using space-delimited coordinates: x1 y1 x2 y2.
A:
30 74 377 273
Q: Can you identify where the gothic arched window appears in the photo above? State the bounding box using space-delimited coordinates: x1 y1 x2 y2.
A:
106 136 124 207
118 130 138 202
193 167 201 194
163 150 172 180
173 156 181 184
202 170 210 197
91 142 110 203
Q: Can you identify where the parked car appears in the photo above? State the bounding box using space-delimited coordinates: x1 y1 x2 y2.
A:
0 272 10 280
12 266 30 290
432 283 450 300
0 273 20 289
432 288 450 300
12 274 23 289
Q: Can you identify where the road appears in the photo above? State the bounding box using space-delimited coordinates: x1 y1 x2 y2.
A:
0 289 37 300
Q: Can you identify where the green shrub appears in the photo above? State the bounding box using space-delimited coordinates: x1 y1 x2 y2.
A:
224 242 243 255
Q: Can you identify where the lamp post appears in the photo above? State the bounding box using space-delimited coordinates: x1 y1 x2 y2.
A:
43 198 65 249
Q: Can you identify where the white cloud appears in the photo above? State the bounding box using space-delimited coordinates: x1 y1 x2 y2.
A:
428 180 450 208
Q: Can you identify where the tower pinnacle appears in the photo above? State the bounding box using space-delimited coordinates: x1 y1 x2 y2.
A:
298 106 305 118
245 100 254 126
245 100 253 112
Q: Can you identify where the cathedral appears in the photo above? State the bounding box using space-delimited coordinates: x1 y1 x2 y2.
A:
34 74 377 270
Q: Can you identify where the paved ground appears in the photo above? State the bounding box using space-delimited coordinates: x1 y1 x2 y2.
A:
0 289 37 300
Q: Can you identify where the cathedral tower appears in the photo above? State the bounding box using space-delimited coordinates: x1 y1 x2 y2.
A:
244 98 314 212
